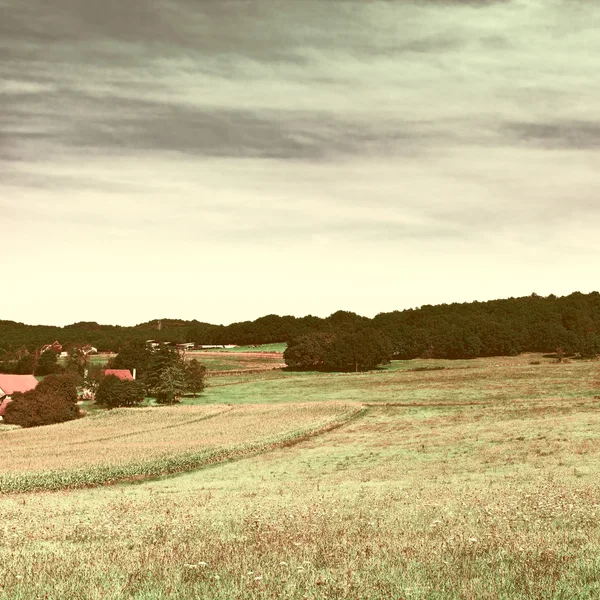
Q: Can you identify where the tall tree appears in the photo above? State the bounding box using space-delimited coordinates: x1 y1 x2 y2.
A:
35 350 59 376
185 359 206 396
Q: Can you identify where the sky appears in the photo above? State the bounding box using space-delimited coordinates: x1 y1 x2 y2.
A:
2 0 600 326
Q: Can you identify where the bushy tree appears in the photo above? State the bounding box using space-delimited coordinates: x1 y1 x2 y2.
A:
145 346 179 392
145 346 196 403
14 353 37 374
95 375 145 409
155 365 187 404
35 350 59 376
284 333 335 370
109 341 153 379
285 329 392 372
185 359 206 396
3 373 81 428
323 329 393 372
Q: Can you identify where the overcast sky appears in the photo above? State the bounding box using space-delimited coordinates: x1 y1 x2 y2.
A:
2 0 599 326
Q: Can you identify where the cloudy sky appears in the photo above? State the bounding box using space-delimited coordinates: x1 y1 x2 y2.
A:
2 0 599 326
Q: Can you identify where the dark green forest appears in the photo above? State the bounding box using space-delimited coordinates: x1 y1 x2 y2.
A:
2 292 600 360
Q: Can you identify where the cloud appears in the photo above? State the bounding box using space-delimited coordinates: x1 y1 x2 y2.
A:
2 0 600 325
503 121 600 150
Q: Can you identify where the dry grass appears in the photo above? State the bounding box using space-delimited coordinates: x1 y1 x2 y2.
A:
1 355 599 598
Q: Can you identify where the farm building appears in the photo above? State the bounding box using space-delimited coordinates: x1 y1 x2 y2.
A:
40 341 63 355
176 343 195 351
197 344 238 349
79 345 98 356
0 374 39 419
103 369 135 381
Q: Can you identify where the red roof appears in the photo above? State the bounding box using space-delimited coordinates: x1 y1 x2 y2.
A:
0 374 39 397
104 369 134 381
0 397 13 417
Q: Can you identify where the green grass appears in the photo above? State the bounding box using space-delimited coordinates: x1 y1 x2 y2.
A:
193 354 599 406
1 353 600 598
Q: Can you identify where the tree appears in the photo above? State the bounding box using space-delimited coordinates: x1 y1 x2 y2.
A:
35 350 59 376
185 359 206 396
284 333 335 370
14 353 37 374
155 365 187 404
145 346 181 395
323 329 393 372
95 375 145 409
66 347 86 377
109 341 153 379
3 373 81 428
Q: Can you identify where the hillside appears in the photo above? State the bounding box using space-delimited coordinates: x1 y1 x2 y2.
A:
2 291 600 360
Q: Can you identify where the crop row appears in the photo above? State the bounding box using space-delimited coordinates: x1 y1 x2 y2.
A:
0 404 365 494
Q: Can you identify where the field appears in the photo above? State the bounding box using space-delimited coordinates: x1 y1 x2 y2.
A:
200 343 287 353
66 346 286 374
0 402 359 493
1 354 600 598
187 352 285 373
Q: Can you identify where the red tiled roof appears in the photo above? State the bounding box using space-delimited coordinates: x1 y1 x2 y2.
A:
104 369 134 381
0 374 39 396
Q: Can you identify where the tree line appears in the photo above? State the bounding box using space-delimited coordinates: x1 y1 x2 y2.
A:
2 292 600 362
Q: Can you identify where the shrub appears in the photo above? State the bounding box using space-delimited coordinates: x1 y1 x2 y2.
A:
3 374 81 428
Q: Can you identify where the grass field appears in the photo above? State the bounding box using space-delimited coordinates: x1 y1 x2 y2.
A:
0 402 359 493
190 354 285 373
200 343 287 353
1 354 599 599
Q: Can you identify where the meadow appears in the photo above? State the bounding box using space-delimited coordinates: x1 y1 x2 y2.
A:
1 354 599 599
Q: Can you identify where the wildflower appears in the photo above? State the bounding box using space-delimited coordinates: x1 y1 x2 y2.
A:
469 537 478 543
280 561 288 566
254 576 263 581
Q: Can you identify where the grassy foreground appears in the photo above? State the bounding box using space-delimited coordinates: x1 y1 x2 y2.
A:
1 355 599 599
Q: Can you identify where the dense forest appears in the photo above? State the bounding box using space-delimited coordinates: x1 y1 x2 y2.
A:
2 291 600 360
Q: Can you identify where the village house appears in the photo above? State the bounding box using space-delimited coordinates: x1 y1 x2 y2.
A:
0 374 39 420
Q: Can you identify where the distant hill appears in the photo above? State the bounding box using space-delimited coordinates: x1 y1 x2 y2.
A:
2 291 600 360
